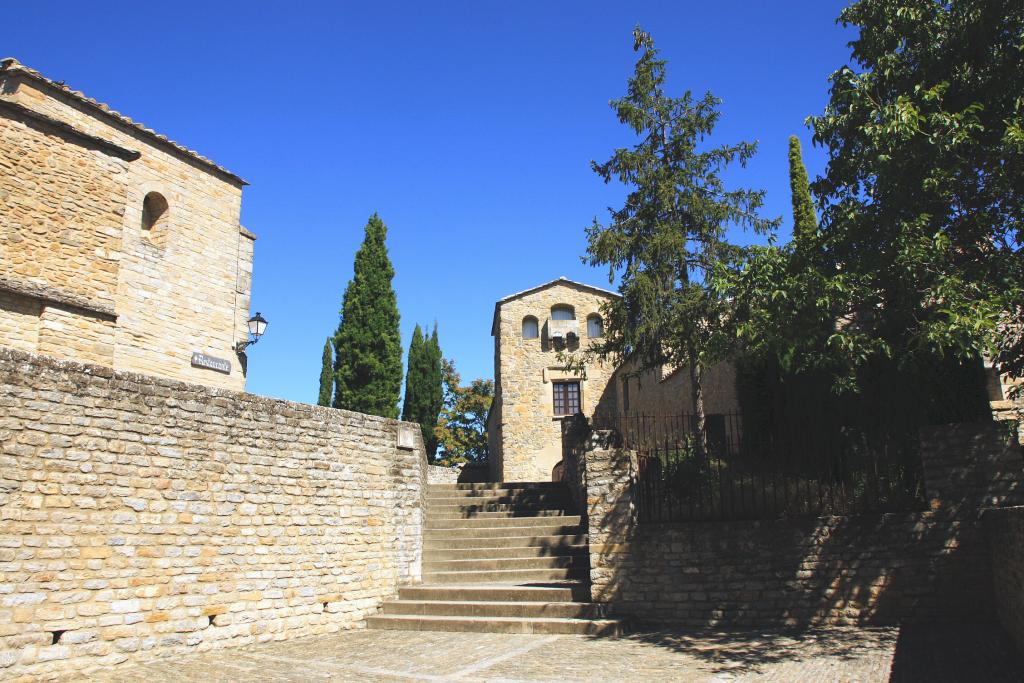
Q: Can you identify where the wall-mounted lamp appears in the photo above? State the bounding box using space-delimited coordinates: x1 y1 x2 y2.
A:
235 312 268 353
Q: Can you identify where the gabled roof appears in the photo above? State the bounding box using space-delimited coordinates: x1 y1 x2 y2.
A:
491 277 620 336
0 58 247 186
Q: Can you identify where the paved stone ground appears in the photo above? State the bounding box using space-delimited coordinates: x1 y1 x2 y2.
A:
78 624 1021 682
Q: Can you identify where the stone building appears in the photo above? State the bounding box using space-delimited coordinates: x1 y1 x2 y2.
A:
487 277 739 482
0 58 254 390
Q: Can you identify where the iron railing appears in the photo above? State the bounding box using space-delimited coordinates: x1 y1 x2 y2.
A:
589 412 926 522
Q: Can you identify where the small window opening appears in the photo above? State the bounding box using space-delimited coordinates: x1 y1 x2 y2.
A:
141 192 169 245
622 378 630 412
553 381 581 416
207 615 215 627
522 316 539 339
551 305 575 321
587 314 603 337
51 630 65 645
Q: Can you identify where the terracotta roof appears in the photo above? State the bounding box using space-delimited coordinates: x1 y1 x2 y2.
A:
0 57 247 185
491 277 620 336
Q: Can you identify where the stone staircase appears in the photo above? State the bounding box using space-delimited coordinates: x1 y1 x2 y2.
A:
367 482 624 635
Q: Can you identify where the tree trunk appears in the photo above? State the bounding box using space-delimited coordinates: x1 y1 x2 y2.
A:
690 358 709 460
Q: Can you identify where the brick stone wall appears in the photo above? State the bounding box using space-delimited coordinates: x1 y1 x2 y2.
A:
985 506 1024 654
574 421 1023 628
0 347 426 680
0 60 254 390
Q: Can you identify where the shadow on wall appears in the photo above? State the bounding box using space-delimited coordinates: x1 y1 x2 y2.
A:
569 420 1024 631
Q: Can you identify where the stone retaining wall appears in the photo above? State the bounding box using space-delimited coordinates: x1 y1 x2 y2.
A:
426 465 460 484
572 421 1023 628
0 347 426 680
985 506 1024 653
600 513 992 627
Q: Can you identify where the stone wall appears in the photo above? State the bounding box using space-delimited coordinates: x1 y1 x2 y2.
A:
0 59 254 390
609 358 738 419
573 421 1023 628
0 102 126 313
985 506 1024 654
426 465 460 484
0 347 426 680
490 281 616 482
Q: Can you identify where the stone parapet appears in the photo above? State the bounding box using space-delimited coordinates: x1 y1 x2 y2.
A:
575 418 1022 628
0 347 425 680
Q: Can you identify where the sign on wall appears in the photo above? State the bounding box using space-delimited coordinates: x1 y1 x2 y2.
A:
191 352 231 374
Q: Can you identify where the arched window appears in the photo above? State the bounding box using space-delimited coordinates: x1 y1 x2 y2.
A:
586 314 603 337
551 305 575 321
141 192 169 245
522 316 539 339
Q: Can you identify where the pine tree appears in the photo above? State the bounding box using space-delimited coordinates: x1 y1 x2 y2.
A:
317 337 333 406
423 324 444 458
787 136 817 243
401 325 426 423
584 27 777 456
332 213 403 418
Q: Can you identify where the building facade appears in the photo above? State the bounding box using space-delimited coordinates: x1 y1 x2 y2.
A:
487 278 742 483
0 58 254 390
487 279 619 482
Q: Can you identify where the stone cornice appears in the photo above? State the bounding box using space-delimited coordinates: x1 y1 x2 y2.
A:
0 98 141 162
0 276 117 320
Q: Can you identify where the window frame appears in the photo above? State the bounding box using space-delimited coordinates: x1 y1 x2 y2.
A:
522 315 539 339
550 305 575 321
586 314 603 337
552 380 581 417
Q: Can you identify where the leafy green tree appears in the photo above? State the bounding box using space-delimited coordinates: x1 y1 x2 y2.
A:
584 27 778 454
733 136 833 372
807 0 1024 388
333 213 403 418
317 337 333 406
434 359 493 466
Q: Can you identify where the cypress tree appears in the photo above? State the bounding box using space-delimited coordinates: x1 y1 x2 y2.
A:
317 337 333 406
423 324 444 458
787 136 817 242
400 323 444 458
332 213 403 418
401 325 426 423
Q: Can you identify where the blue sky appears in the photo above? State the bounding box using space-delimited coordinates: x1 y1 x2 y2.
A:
8 1 855 404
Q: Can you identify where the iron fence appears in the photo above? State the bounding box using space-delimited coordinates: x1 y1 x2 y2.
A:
589 412 926 522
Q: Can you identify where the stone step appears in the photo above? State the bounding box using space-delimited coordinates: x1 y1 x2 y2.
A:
424 526 583 540
427 482 564 492
426 509 570 519
427 490 570 500
428 500 568 510
399 582 592 603
423 491 569 501
366 613 624 636
425 515 582 529
381 600 611 619
422 567 587 584
423 555 578 573
423 533 587 551
423 528 585 544
423 545 587 561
